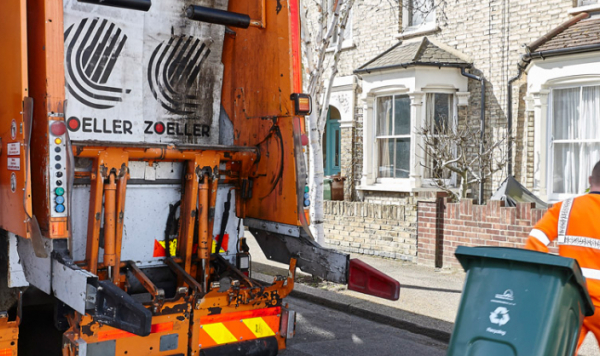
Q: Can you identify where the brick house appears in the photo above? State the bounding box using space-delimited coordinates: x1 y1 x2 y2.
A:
310 0 600 265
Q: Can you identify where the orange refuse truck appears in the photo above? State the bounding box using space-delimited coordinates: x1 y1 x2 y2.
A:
0 0 399 355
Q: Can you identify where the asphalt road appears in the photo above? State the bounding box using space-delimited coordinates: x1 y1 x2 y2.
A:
281 296 448 356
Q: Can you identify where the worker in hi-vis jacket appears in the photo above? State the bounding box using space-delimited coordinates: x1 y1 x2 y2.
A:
525 160 600 352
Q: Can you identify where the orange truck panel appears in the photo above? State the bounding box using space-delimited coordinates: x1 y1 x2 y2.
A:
27 0 67 238
222 0 303 227
0 0 30 238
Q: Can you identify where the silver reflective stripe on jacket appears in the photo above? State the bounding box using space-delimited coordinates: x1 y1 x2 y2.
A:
557 198 574 244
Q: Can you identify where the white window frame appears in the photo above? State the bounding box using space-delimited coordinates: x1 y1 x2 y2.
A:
326 0 354 51
401 0 437 36
569 0 600 13
374 94 412 183
547 83 600 201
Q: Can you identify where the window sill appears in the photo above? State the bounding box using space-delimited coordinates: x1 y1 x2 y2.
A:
357 182 451 193
394 25 440 40
568 3 600 14
357 181 411 192
548 192 585 203
326 41 356 53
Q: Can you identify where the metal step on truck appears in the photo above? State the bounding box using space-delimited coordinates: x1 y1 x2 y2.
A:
0 0 400 355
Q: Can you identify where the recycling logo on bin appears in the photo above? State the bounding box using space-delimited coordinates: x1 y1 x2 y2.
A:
489 307 510 326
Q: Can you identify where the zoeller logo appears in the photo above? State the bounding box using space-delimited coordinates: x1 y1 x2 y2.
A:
65 18 131 109
148 35 211 115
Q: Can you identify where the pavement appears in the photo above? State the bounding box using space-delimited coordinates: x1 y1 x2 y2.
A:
245 230 600 356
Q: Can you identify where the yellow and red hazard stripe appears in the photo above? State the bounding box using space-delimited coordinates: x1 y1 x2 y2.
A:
199 307 281 348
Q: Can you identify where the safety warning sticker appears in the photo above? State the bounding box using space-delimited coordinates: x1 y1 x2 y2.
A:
7 143 20 156
8 157 20 171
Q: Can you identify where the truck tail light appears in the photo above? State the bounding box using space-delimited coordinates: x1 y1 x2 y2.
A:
290 94 312 115
50 121 67 136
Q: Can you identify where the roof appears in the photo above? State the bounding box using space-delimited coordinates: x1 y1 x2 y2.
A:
354 37 471 74
533 16 600 53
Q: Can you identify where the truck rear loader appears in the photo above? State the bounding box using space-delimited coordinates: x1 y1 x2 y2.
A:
0 0 400 355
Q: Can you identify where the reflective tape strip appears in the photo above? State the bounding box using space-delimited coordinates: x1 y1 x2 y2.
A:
558 235 600 250
582 268 600 280
97 321 174 341
557 198 574 241
529 229 550 246
242 317 276 338
200 307 281 324
202 323 238 345
199 310 281 349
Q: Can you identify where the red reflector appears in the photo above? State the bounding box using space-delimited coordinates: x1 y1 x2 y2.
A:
0 348 11 356
50 121 67 136
348 259 400 301
301 134 309 146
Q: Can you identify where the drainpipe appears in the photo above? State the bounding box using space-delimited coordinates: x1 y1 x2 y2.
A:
507 65 525 177
460 67 485 205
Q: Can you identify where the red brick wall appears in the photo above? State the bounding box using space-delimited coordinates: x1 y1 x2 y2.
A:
417 198 553 269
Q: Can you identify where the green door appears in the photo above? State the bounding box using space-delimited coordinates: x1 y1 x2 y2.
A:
324 110 341 176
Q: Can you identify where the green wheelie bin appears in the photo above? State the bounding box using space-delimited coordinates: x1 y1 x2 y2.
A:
447 246 595 356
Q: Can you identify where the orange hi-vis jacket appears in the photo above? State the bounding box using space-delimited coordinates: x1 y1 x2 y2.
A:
525 193 600 305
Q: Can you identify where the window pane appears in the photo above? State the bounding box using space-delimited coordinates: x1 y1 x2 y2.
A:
410 0 435 27
378 138 395 178
553 88 580 140
581 86 600 140
394 95 411 135
395 138 410 178
433 93 451 133
377 96 393 136
553 142 600 194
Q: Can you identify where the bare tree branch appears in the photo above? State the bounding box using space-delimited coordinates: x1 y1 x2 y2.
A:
417 116 508 200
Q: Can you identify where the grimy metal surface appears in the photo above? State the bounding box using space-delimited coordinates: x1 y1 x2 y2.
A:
222 0 305 229
62 0 228 145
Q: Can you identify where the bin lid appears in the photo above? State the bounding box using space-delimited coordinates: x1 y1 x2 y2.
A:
455 246 595 316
